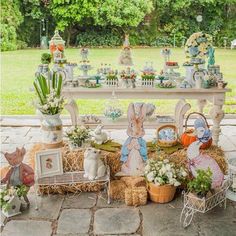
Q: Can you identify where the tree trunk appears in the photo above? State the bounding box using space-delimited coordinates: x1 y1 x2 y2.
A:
66 25 72 47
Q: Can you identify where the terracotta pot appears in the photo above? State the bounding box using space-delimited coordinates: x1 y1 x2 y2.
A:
147 183 176 203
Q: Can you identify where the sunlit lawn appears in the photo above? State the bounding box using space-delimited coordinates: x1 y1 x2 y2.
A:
1 48 236 115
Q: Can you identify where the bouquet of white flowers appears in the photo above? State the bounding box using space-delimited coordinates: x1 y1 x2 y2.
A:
65 126 90 148
33 74 65 115
145 159 187 187
36 89 65 115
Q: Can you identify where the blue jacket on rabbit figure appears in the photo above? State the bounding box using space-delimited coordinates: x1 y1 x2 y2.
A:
121 137 147 162
120 103 148 176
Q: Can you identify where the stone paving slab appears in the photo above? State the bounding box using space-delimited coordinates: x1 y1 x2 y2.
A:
218 135 236 152
225 151 236 159
0 127 31 136
62 193 97 209
57 209 91 234
140 200 199 236
14 194 64 220
96 192 125 208
1 220 52 236
55 234 89 236
94 208 140 235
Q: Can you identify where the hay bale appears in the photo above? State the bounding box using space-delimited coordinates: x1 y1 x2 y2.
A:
125 187 147 206
168 145 227 174
109 180 127 200
28 143 122 179
27 143 121 194
121 176 146 188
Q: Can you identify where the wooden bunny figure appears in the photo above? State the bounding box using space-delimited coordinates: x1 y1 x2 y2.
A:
187 126 224 188
121 103 147 176
1 147 35 206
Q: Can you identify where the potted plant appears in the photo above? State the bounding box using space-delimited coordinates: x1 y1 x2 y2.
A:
145 159 187 203
65 126 91 150
106 70 118 80
41 53 52 65
141 72 156 81
0 185 28 217
187 168 212 208
33 73 65 148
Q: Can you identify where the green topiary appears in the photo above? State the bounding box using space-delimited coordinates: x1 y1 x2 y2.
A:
41 53 52 64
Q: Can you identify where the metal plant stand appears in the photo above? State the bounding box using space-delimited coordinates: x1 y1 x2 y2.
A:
180 180 230 228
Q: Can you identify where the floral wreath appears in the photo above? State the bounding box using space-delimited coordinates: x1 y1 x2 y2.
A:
185 32 212 58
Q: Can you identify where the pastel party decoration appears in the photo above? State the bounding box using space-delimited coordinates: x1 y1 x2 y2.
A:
120 103 147 176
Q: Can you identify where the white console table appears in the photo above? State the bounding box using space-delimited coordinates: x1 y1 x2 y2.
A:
62 87 231 146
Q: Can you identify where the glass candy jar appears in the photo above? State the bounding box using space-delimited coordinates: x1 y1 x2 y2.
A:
104 91 123 121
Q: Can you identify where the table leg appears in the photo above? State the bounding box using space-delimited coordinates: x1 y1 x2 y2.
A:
197 99 207 113
209 96 225 146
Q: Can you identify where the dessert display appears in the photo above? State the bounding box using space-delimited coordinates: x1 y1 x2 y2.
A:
36 31 227 91
120 67 137 88
141 62 156 80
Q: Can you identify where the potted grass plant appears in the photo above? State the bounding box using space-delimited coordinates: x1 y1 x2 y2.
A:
145 159 187 203
33 73 65 148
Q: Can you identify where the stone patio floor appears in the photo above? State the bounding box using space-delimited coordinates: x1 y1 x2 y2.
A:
0 124 236 236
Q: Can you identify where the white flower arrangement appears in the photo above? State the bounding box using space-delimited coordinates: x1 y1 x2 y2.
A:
185 32 212 58
65 126 90 147
144 159 188 187
35 89 65 115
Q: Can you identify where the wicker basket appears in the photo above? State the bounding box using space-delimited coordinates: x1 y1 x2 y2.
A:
181 112 212 149
147 183 176 203
157 125 178 147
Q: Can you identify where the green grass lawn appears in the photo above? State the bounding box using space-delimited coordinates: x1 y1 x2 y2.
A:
1 48 236 115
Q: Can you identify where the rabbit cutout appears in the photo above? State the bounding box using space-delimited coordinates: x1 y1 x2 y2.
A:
1 147 35 206
83 148 106 180
1 147 35 187
121 103 147 176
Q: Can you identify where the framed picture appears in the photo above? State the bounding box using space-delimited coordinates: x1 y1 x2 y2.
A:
35 149 63 178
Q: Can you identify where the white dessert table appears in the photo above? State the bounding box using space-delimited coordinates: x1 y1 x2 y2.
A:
62 87 231 146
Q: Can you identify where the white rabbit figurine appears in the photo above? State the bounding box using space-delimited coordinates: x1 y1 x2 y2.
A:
120 103 147 176
92 125 108 145
83 148 106 180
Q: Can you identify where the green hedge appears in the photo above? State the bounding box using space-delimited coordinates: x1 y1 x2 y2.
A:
76 29 122 47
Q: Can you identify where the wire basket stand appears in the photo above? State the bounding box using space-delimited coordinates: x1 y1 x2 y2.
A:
180 179 231 228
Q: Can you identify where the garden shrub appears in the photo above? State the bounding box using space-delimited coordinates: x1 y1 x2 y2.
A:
76 29 122 47
0 25 18 51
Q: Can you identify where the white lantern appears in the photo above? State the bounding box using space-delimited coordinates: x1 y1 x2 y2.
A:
226 156 236 201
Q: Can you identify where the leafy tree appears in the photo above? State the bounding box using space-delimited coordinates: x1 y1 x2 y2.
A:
18 0 54 47
49 0 100 45
94 0 153 35
0 0 23 51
